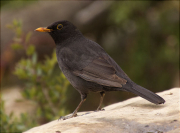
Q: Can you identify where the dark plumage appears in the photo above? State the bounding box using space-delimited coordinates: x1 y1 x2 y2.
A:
35 20 165 120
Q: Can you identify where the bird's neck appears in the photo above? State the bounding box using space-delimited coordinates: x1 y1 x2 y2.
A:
54 30 83 45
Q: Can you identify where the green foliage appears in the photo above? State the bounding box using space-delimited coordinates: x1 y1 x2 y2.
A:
2 19 69 132
108 1 179 90
11 43 23 50
14 49 69 121
1 100 37 133
1 0 37 10
26 45 35 56
6 19 22 37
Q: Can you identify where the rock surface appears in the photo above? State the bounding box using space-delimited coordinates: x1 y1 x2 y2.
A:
24 88 180 133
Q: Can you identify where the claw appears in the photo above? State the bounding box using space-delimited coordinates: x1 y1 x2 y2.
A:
58 113 78 120
95 108 105 112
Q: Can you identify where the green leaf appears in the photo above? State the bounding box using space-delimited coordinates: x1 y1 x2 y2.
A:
29 87 37 99
11 43 23 50
25 31 32 43
14 68 28 79
12 19 22 37
26 45 35 56
16 27 22 37
6 24 13 29
13 19 19 26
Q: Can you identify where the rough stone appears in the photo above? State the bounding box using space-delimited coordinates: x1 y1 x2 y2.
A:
24 88 180 133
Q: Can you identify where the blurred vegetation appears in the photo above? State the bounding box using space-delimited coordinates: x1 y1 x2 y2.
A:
1 100 37 132
1 19 69 132
107 1 179 91
1 0 36 9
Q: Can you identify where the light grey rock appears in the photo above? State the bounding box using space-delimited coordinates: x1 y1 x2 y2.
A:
24 88 180 133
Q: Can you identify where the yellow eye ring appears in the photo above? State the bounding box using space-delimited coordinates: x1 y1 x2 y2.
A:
57 24 63 30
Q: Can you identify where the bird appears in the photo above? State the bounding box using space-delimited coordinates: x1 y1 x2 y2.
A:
35 20 165 120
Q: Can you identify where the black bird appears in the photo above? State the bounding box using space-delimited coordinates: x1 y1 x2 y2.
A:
35 20 165 120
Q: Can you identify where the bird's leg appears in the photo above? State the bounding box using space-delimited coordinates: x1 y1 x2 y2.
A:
96 91 105 111
59 94 87 120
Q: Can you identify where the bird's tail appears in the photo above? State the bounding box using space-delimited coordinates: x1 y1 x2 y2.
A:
124 83 165 104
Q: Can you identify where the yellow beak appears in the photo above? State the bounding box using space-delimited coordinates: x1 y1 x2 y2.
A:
35 27 52 32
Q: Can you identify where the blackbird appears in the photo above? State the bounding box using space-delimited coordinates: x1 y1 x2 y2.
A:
35 20 165 120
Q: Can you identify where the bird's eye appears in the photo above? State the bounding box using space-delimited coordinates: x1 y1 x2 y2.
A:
57 24 63 30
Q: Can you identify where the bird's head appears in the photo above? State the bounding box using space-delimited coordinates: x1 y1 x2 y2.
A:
35 20 80 44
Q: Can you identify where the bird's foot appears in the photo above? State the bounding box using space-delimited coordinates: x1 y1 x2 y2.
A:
58 113 77 120
95 108 105 112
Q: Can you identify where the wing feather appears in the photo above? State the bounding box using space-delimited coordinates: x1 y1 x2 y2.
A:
73 57 127 87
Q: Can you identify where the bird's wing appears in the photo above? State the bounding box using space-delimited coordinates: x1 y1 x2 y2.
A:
73 56 127 87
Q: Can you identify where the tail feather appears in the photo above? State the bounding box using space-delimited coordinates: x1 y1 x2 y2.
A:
124 84 165 104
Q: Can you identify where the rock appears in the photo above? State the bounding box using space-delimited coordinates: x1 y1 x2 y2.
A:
24 88 180 133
